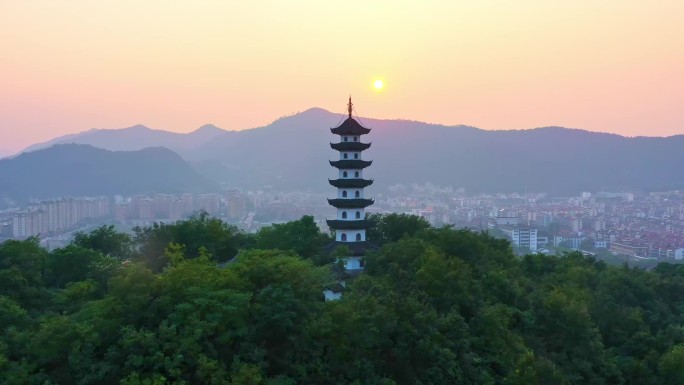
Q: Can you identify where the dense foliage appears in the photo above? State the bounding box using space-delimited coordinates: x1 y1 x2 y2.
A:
1 213 684 384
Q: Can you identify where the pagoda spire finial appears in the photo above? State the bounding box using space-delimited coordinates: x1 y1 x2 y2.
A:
347 95 353 118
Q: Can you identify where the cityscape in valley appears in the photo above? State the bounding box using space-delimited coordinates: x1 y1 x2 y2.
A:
4 186 684 265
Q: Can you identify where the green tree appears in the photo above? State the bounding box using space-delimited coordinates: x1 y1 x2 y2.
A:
660 344 684 385
365 213 430 244
0 238 49 309
46 245 120 288
0 296 29 330
254 216 331 262
4 216 684 384
505 352 568 385
134 212 248 271
73 224 134 259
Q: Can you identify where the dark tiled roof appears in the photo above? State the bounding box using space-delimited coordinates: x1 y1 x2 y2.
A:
329 159 372 169
330 142 372 151
330 117 371 135
328 198 374 209
326 219 369 230
328 178 374 188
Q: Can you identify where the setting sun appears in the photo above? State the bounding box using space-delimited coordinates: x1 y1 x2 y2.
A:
373 79 383 90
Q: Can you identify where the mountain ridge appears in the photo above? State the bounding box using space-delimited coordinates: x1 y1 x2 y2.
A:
21 107 665 158
19 123 231 155
9 109 684 195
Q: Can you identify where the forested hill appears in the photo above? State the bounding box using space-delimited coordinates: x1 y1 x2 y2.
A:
2 213 684 384
0 144 218 204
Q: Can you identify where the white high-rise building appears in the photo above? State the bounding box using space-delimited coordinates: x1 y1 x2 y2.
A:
12 210 44 239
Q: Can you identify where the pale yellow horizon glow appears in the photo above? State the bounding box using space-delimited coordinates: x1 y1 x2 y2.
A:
1 1 683 151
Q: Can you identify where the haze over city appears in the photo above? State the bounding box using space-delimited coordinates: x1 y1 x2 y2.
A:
2 1 684 152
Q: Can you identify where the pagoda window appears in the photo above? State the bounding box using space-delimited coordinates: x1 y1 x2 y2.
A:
343 171 348 178
341 233 347 242
356 233 362 241
355 191 360 198
354 153 359 159
344 137 348 142
342 191 348 197
342 211 347 219
355 211 361 219
355 171 360 178
354 136 358 142
343 153 348 159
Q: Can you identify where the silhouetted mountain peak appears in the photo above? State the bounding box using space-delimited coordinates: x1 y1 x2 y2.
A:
270 108 340 127
193 124 225 133
120 124 153 132
525 126 623 138
301 107 337 117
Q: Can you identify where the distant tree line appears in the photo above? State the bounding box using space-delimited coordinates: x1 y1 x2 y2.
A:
1 212 684 384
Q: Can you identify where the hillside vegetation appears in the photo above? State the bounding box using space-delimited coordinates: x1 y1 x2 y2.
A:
1 214 684 384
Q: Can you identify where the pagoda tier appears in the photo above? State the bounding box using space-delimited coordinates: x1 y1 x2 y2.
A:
330 117 371 136
327 198 374 208
326 219 369 230
324 241 378 256
329 159 372 169
328 178 374 188
330 142 372 151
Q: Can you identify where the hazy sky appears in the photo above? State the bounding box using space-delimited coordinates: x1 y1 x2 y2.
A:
1 1 683 151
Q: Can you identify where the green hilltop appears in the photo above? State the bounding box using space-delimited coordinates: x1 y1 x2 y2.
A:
1 213 684 384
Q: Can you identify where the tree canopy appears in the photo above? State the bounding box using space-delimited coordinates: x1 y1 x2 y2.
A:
1 214 684 384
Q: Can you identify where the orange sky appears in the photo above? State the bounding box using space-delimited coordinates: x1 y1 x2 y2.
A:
1 1 683 152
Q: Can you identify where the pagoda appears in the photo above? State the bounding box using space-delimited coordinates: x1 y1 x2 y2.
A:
324 97 375 300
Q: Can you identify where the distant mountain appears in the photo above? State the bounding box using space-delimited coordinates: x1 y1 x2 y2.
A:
20 124 228 154
18 109 684 195
183 108 684 195
0 144 218 204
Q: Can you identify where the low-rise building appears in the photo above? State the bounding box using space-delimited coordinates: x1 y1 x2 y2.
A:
502 226 538 252
675 248 684 260
594 240 609 249
610 241 649 257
